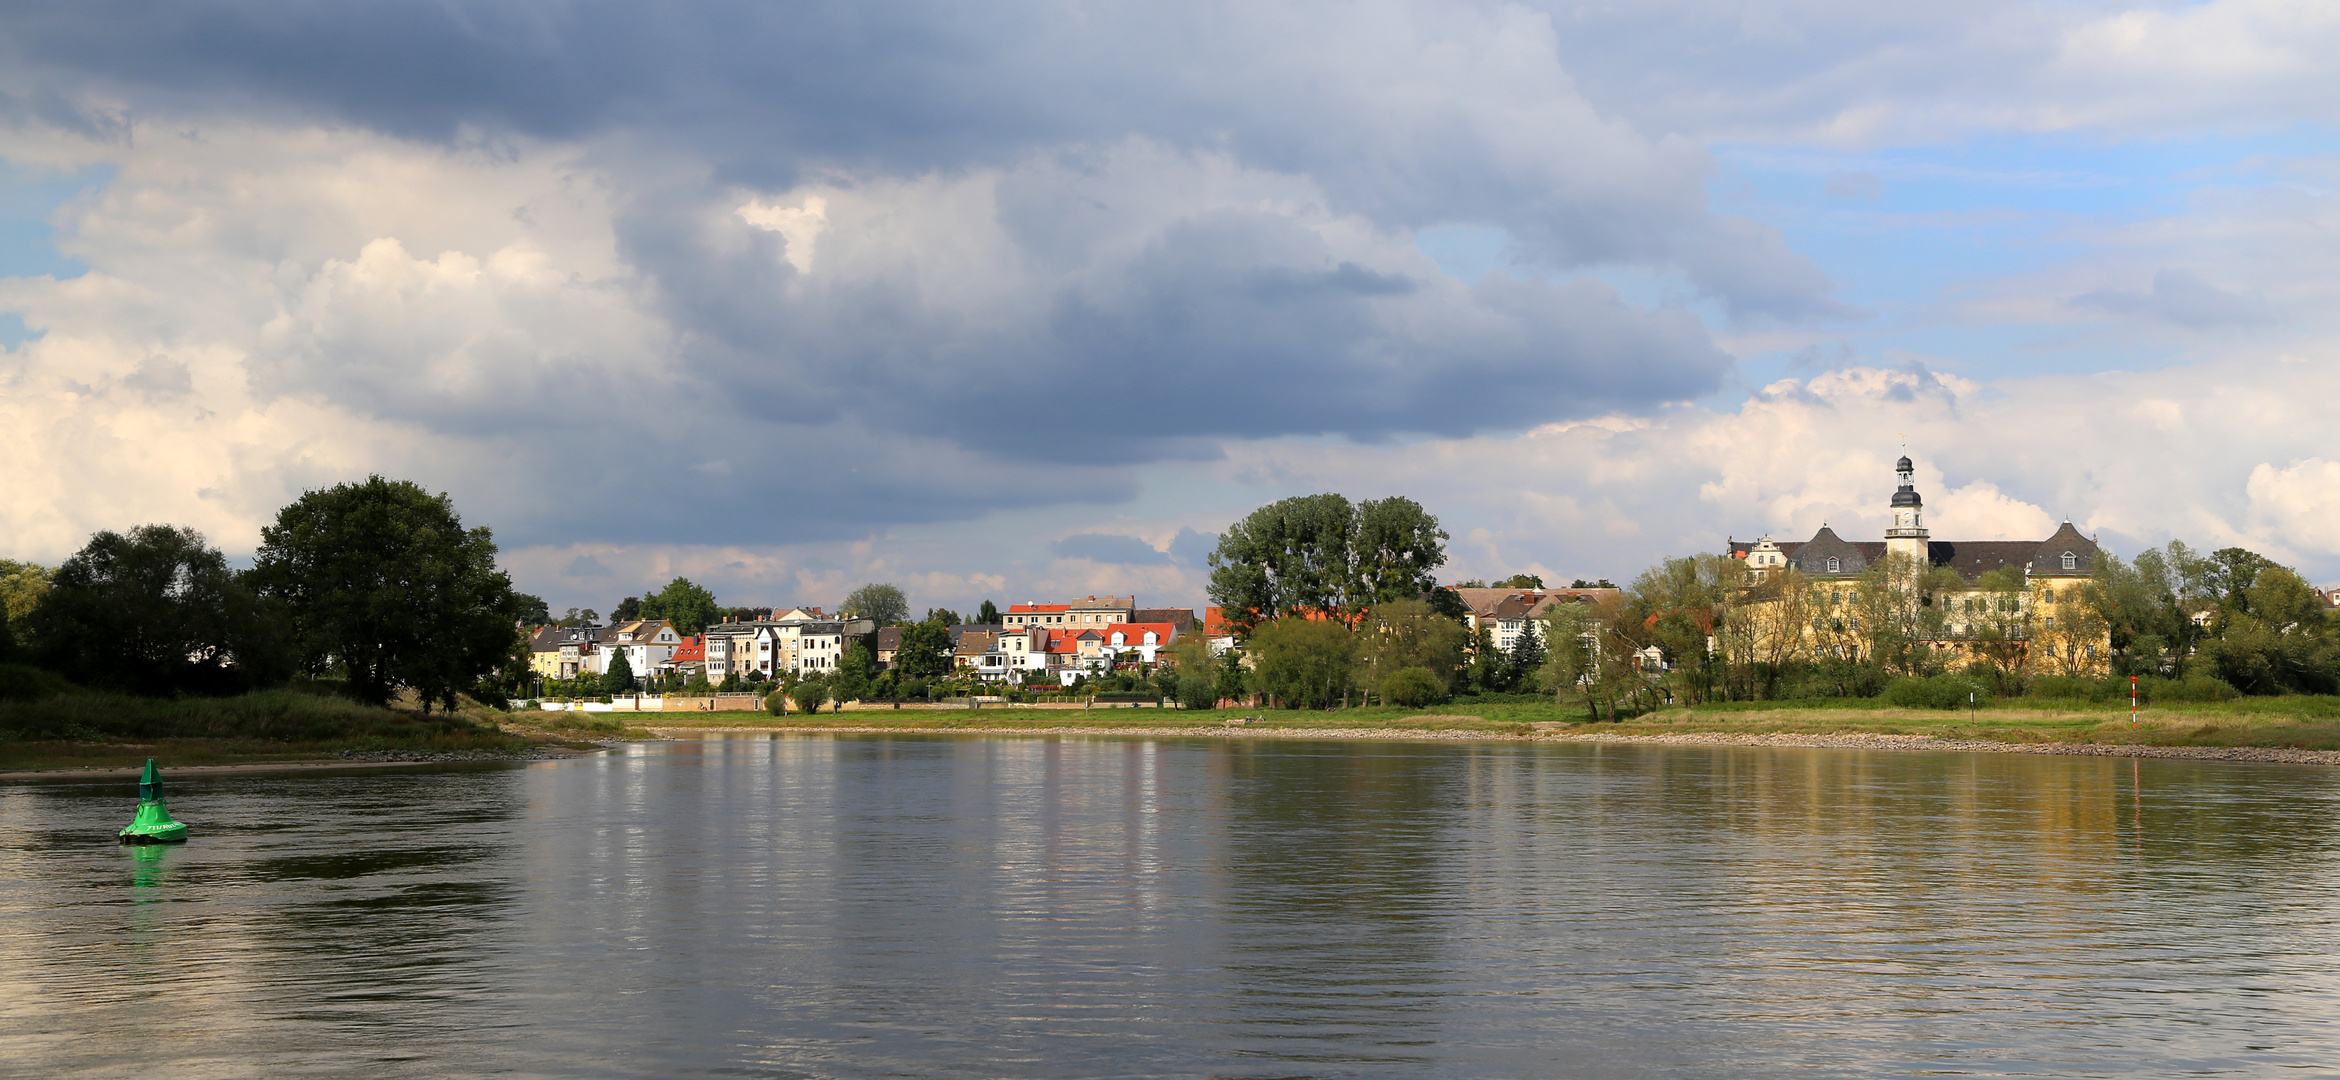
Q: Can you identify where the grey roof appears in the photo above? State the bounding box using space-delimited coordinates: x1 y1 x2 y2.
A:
1131 608 1198 632
1794 527 1869 577
1730 528 2092 585
2029 522 2099 577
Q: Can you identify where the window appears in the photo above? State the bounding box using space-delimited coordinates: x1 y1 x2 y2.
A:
2046 616 2056 629
2061 551 2077 571
1827 557 1841 573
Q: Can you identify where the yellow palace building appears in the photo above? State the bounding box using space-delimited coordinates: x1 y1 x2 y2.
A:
1725 456 2111 675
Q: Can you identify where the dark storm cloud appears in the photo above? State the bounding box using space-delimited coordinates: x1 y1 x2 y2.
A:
2 0 1839 315
0 0 1833 547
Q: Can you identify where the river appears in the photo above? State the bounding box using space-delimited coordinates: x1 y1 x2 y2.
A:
4 734 2338 1078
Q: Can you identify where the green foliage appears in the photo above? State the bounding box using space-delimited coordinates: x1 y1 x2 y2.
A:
765 690 787 716
789 674 830 714
1379 666 1448 708
603 650 636 693
513 593 551 626
1246 617 1358 709
1495 574 1544 589
925 607 964 627
1207 493 1448 633
0 688 513 746
636 577 722 635
977 600 1000 625
894 619 953 678
833 641 875 702
1354 599 1468 693
841 583 910 626
0 662 75 702
611 596 642 622
0 559 52 627
1881 674 1989 710
252 476 522 711
1570 578 1616 589
29 525 293 696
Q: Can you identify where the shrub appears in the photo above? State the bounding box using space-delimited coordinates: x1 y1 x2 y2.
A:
1379 666 1448 708
2145 674 2241 703
765 690 786 716
0 663 75 703
1177 674 1218 711
1882 673 1988 710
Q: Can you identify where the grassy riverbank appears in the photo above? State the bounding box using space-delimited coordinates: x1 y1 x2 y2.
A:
643 694 2340 751
0 687 548 772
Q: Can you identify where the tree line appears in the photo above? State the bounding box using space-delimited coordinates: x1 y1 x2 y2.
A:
0 477 527 711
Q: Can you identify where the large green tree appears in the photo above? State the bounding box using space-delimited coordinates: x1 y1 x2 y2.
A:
1246 617 1358 709
1206 494 1447 632
894 619 953 678
29 525 291 696
638 577 722 635
253 476 523 710
842 583 910 625
1353 599 1468 694
833 641 876 702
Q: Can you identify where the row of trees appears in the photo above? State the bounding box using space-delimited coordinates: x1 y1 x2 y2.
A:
1 477 528 710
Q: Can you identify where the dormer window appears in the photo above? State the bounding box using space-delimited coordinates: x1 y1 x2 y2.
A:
1827 557 1840 573
2061 551 2077 571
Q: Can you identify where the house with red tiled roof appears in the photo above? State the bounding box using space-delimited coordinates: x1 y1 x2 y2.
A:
1099 622 1177 664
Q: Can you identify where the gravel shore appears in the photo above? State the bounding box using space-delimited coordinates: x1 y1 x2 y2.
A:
651 724 2340 766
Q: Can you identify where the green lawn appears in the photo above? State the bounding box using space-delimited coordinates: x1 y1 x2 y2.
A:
0 688 545 772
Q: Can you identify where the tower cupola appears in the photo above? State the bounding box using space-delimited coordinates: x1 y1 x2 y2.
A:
1891 455 1921 509
1885 453 1928 567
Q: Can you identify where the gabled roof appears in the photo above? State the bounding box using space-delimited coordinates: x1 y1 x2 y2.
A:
670 635 706 663
875 626 904 652
1101 622 1176 646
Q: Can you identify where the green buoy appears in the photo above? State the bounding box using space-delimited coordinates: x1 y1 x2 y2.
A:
118 759 188 845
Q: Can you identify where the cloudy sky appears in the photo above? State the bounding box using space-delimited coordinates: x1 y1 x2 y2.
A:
2 0 2336 614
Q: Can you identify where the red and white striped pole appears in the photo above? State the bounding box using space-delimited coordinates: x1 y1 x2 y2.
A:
2131 675 2139 731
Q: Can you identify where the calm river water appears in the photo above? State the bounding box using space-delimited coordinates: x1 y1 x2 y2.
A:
5 735 2340 1078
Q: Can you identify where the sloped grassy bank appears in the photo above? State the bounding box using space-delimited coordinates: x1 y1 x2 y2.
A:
642 692 2340 755
0 673 539 771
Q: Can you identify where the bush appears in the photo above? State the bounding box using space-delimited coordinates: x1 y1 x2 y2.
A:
1882 673 1988 710
1379 667 1448 708
764 690 786 716
2146 674 2242 703
0 663 75 703
1177 674 1217 711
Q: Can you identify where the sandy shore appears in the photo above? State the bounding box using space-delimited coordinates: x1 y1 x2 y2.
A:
649 724 2340 766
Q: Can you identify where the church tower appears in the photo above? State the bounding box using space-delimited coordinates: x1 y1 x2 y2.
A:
1885 455 1928 567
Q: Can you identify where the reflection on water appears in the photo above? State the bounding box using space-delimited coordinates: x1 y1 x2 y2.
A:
5 738 2340 1078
